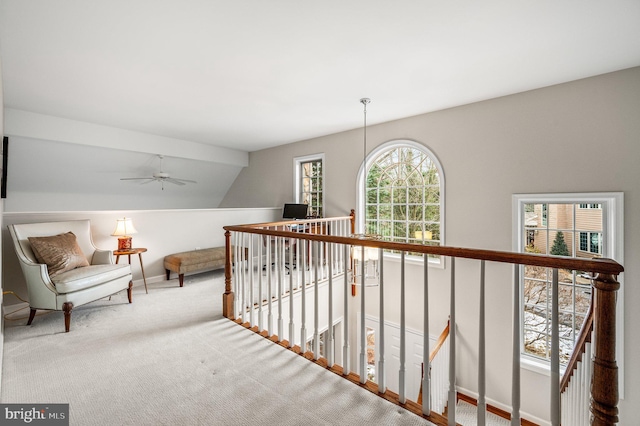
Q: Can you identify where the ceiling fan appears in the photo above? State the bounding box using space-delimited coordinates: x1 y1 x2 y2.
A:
120 155 197 190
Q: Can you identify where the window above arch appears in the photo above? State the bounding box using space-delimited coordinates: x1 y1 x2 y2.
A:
357 140 445 262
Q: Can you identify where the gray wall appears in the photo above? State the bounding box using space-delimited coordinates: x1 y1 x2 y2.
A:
2 208 280 301
220 67 640 423
2 109 249 212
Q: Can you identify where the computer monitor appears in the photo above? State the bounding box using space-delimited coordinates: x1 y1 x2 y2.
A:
282 203 308 220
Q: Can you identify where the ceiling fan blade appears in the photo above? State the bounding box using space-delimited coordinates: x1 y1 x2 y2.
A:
172 178 197 184
165 178 187 186
120 177 154 181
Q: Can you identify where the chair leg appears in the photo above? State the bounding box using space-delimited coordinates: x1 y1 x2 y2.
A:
27 308 36 325
127 281 133 303
63 302 73 332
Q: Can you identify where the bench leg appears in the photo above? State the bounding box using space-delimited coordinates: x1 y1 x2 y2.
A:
179 274 184 287
63 302 73 332
27 308 36 325
166 269 170 280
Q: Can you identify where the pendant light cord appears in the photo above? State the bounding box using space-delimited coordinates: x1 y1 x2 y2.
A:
360 98 371 234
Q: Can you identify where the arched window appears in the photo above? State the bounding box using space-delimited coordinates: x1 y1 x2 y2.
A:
357 140 445 260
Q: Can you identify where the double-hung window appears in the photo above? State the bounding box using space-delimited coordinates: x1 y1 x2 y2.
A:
294 154 324 217
513 193 623 378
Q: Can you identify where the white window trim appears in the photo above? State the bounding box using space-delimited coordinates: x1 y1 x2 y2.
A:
355 139 446 267
293 153 325 215
511 192 624 398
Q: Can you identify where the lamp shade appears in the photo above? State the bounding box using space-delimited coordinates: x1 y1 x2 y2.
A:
352 245 379 261
111 218 138 237
414 230 433 241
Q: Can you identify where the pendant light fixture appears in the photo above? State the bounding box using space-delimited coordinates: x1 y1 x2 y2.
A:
352 97 381 287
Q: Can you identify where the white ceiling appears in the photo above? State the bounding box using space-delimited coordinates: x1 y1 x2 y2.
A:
1 0 639 153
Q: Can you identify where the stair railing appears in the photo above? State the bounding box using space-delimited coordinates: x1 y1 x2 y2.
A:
223 213 623 426
560 293 595 426
417 320 451 415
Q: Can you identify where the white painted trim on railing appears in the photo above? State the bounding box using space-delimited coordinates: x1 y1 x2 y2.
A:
399 251 407 404
448 257 456 426
342 244 350 376
478 260 486 426
422 254 430 415
378 248 386 394
511 264 521 426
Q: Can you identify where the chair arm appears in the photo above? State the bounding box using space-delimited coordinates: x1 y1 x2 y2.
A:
19 260 58 308
92 249 114 265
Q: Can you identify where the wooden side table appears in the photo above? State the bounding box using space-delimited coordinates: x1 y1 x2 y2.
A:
114 248 148 294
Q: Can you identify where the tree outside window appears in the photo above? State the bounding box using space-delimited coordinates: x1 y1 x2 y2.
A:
295 155 324 218
522 202 604 363
361 142 444 260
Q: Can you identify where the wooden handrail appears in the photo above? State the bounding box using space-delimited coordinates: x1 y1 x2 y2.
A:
417 320 451 406
234 214 354 229
430 320 451 363
560 292 594 393
224 214 623 424
223 224 624 275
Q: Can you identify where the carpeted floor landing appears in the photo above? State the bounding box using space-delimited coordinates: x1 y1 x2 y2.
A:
1 271 433 426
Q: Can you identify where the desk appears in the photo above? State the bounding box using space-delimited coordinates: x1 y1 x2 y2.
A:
115 248 148 294
290 221 329 264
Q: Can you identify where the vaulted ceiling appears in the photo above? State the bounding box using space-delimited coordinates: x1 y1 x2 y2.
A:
1 1 640 153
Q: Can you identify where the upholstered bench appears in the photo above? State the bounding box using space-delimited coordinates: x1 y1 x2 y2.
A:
164 247 231 287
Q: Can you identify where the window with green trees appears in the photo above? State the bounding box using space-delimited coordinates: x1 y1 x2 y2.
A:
295 155 324 218
360 141 444 260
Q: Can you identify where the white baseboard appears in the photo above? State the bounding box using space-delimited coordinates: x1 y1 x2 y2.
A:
456 385 550 426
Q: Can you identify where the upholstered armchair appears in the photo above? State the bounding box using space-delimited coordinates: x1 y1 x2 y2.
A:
8 219 134 332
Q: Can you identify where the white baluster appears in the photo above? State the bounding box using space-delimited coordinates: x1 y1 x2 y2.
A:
551 268 560 426
296 234 301 290
575 362 582 425
288 237 295 348
240 233 246 323
478 260 486 426
300 239 307 353
422 253 429 414
511 265 521 426
448 257 456 426
267 234 273 335
249 234 254 327
327 244 334 367
399 251 406 404
276 236 283 340
359 245 366 384
258 233 263 332
584 339 593 425
343 243 350 376
378 248 386 394
313 241 320 359
233 232 239 318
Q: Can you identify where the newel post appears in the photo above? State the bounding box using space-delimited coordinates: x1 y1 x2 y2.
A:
350 209 356 234
591 272 620 425
222 230 235 319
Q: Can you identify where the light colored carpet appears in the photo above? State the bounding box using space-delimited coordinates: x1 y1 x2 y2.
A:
1 271 434 426
454 401 510 426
